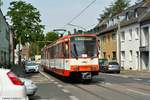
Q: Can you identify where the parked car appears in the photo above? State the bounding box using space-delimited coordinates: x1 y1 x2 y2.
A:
0 68 29 100
107 61 120 73
19 78 37 96
25 62 39 73
99 59 109 72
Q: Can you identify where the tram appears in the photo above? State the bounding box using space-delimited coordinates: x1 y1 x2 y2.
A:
41 34 99 81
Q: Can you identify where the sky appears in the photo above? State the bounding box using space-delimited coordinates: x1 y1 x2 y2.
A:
1 0 137 33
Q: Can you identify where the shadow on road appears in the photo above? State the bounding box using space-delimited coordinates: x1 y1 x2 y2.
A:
44 70 105 85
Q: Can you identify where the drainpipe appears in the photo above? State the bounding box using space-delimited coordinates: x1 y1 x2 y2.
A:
117 19 121 67
139 23 142 71
148 25 150 71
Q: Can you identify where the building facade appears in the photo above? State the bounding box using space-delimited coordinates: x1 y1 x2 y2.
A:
139 8 150 71
0 9 10 65
119 1 150 70
98 30 117 60
95 0 150 71
120 24 140 70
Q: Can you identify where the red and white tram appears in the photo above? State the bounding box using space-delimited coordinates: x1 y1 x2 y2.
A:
41 34 99 81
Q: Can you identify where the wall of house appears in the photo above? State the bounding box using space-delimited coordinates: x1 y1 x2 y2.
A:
140 23 150 71
99 32 117 60
0 10 10 65
120 24 140 70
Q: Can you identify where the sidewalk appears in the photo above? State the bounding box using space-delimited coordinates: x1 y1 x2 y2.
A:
120 70 150 78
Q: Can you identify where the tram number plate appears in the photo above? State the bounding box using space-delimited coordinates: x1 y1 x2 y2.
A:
82 72 92 79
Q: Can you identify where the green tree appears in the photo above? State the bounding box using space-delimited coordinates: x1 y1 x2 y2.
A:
7 1 44 47
29 42 37 57
0 0 3 6
111 0 130 16
99 0 130 21
29 32 58 56
7 1 44 64
45 32 59 45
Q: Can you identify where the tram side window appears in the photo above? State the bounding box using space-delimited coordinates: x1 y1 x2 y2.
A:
51 47 54 59
63 42 69 58
48 48 51 59
58 43 63 58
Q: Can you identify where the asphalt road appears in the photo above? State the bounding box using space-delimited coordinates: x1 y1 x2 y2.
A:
17 68 150 100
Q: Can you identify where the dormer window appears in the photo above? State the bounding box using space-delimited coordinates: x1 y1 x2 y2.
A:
134 9 138 18
126 12 129 21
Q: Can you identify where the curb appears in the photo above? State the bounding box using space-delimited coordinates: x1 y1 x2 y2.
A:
39 71 51 80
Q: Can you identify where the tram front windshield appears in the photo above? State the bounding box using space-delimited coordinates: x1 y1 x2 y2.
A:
71 36 97 58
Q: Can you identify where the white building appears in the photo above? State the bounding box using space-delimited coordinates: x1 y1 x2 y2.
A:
120 24 140 70
120 1 150 71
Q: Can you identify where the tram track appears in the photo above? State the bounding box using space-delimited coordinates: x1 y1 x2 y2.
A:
95 83 140 100
119 83 150 93
72 84 109 100
40 71 150 100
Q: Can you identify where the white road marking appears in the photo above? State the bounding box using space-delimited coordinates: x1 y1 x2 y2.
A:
31 75 41 78
54 82 58 84
107 74 129 78
39 71 51 80
69 96 79 100
105 82 112 85
62 89 70 93
34 81 53 84
121 75 129 78
127 89 150 96
57 84 63 87
133 78 142 81
147 80 150 82
51 79 54 82
100 82 105 84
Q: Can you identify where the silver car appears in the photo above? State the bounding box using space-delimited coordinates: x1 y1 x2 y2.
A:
25 62 39 73
107 61 120 73
20 78 37 96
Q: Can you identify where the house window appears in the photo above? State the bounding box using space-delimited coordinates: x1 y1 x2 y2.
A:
108 35 110 42
121 31 125 42
135 27 139 40
143 27 149 46
112 51 116 60
135 10 138 18
129 29 132 41
126 12 129 21
129 50 132 61
103 36 106 43
103 52 106 59
112 33 116 40
121 51 125 61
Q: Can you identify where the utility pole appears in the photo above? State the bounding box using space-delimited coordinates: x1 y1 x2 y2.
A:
18 36 21 65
